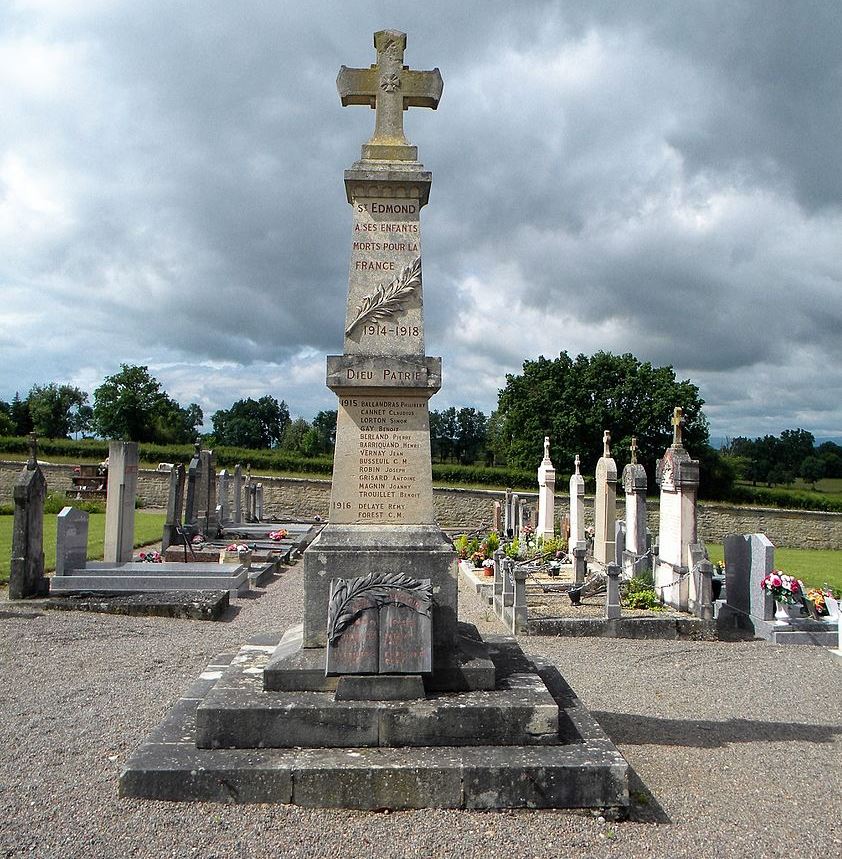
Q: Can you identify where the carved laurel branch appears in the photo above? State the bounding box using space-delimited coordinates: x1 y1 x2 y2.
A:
326 572 433 644
345 257 421 336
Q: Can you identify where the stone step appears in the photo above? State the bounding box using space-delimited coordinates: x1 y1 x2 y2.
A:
195 636 558 749
118 641 629 811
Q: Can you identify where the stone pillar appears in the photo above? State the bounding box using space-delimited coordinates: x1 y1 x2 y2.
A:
512 493 520 539
492 548 505 604
197 449 217 537
9 434 48 599
501 557 514 607
605 563 621 620
492 500 502 534
205 451 218 535
694 559 714 621
569 455 586 552
536 436 556 541
256 484 264 521
233 464 243 524
161 463 185 551
572 546 587 585
504 488 513 537
184 441 202 529
103 440 138 564
593 431 617 566
512 566 528 633
654 407 700 610
217 469 229 524
56 506 88 577
621 437 648 578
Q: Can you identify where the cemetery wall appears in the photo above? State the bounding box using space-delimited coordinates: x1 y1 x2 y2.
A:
2 461 842 550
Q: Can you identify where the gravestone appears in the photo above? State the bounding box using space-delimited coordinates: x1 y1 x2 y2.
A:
654 408 700 610
536 436 556 540
233 463 243 524
593 431 617 565
504 487 513 536
512 493 521 538
622 437 649 577
197 449 217 537
9 434 48 599
217 469 230 523
55 506 88 577
161 463 185 551
492 499 502 533
255 483 263 521
724 533 775 622
569 454 586 552
184 441 203 530
103 441 138 564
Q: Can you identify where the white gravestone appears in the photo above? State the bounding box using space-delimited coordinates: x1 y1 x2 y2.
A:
103 440 138 563
593 431 618 566
621 437 648 577
536 436 556 541
569 454 586 552
654 408 700 610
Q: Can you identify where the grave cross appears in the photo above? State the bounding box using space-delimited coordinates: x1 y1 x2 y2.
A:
671 407 684 446
630 436 638 464
337 29 443 160
543 436 550 461
26 432 38 469
603 430 611 458
574 453 581 475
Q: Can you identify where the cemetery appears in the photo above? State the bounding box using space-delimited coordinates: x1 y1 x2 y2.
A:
1 23 840 859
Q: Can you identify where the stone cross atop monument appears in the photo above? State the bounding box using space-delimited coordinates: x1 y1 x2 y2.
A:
574 453 581 475
630 437 638 464
337 29 443 162
27 432 38 468
603 430 611 458
671 407 684 447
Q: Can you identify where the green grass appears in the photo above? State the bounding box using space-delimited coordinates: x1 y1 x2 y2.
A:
736 477 842 498
706 543 842 592
0 510 166 584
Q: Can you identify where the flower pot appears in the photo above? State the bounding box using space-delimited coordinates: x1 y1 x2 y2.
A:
775 600 803 623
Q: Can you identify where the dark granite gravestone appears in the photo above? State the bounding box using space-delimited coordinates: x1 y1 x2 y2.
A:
325 573 432 675
55 506 88 577
161 463 185 551
9 434 48 599
184 441 203 531
724 533 774 621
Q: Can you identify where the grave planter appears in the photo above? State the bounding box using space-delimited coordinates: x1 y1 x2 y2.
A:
220 549 252 569
774 600 804 623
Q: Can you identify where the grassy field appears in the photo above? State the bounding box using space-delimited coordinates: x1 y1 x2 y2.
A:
706 543 842 593
0 511 166 584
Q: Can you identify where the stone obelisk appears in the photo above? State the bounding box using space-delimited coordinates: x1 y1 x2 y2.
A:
302 31 457 653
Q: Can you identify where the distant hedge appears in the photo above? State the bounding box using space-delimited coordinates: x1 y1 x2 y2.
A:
726 484 842 513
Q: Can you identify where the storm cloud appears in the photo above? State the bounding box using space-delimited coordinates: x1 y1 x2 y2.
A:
1 1 840 438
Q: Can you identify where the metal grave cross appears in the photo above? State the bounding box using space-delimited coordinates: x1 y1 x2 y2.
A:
337 29 443 161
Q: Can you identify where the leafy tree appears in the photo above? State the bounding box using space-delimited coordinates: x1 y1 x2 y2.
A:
800 455 825 489
311 409 337 454
0 402 14 436
817 441 842 478
10 392 32 435
454 407 488 464
778 428 815 474
429 407 458 463
281 417 318 456
26 383 88 439
211 396 290 449
70 404 94 439
93 364 201 443
494 351 710 486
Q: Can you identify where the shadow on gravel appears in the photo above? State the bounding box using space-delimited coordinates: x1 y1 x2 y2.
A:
626 766 671 824
218 605 242 622
591 711 842 748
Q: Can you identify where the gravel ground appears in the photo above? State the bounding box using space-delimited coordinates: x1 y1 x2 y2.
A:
1 565 840 859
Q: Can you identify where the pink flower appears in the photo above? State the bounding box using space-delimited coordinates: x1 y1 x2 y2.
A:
769 574 781 588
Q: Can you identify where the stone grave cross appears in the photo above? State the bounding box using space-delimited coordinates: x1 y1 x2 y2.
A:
337 29 443 161
630 436 638 464
672 407 684 446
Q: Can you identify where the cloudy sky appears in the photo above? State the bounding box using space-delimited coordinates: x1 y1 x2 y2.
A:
2 1 841 440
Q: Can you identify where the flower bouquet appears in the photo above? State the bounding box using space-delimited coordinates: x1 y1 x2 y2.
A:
267 529 289 541
760 571 803 605
136 550 162 563
805 587 831 618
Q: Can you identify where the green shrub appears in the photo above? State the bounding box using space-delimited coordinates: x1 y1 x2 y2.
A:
622 576 663 610
504 538 520 559
0 503 13 516
43 492 105 515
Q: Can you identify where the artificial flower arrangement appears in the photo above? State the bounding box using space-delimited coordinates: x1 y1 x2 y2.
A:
805 587 831 617
191 534 204 545
226 543 251 554
760 570 804 605
136 550 162 563
267 529 289 541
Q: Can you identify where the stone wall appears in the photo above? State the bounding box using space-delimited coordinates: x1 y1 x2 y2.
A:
2 460 841 550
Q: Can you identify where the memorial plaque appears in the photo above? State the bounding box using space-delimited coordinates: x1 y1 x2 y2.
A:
325 573 432 676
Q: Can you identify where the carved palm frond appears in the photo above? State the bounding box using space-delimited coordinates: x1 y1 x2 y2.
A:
345 257 422 336
327 572 432 643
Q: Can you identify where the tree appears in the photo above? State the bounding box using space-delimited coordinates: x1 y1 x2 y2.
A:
70 404 94 439
93 364 201 443
0 402 14 436
454 407 488 464
778 428 815 475
281 417 318 456
311 410 337 454
26 383 88 439
211 396 290 449
494 351 710 486
429 407 458 463
10 392 32 436
800 455 825 489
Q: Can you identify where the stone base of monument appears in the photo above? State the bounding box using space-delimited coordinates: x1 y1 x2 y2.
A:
120 630 629 811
